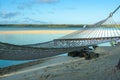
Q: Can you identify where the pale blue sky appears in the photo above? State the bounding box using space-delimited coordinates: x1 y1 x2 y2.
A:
0 0 119 24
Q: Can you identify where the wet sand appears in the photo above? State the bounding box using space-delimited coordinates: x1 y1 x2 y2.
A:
0 46 120 80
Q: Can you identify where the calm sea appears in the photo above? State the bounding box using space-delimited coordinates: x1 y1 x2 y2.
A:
0 26 80 68
0 26 111 68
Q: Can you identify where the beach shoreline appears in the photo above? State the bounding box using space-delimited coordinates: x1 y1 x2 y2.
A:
0 30 76 34
0 46 120 80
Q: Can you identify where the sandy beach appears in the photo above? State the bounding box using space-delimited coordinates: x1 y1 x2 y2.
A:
0 30 76 34
0 45 120 80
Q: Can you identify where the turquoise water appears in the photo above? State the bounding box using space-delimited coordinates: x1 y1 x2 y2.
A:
0 26 77 68
0 34 65 68
0 34 65 45
0 26 112 68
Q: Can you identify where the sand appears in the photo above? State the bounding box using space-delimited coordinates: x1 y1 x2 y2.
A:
0 30 75 34
0 46 120 80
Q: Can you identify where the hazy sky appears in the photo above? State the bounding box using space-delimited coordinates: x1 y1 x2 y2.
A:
0 0 119 24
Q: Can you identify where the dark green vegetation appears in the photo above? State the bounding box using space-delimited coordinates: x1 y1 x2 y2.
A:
0 24 120 28
0 24 84 28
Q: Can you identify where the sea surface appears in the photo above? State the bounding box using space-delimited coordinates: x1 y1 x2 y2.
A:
0 26 111 68
0 26 80 68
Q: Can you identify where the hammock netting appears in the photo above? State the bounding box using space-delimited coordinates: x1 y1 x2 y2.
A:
0 5 119 60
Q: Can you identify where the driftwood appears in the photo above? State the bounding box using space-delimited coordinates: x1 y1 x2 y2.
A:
68 48 99 60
